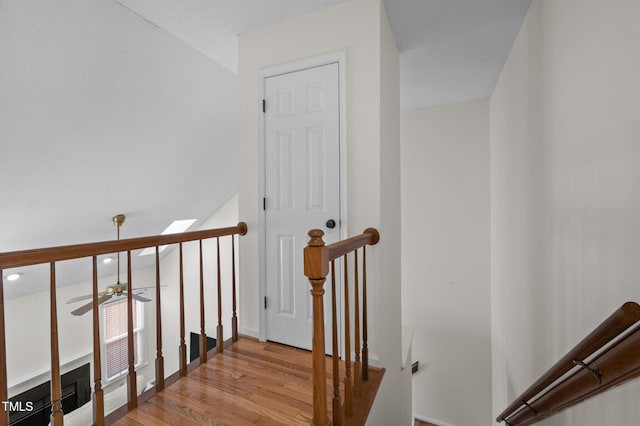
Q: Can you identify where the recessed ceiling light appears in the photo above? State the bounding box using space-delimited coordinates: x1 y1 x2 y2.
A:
139 219 197 256
103 257 113 264
6 273 22 281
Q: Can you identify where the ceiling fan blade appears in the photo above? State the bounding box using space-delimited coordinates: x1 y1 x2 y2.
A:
70 294 113 316
97 293 114 304
66 291 107 304
130 293 152 303
130 285 168 290
70 301 93 316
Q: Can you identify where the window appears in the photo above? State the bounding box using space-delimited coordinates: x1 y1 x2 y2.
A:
101 299 145 382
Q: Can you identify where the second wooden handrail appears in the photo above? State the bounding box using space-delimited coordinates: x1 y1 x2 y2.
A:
327 228 380 260
497 301 640 425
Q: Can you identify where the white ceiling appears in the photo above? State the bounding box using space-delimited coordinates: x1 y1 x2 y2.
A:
114 0 532 109
113 0 351 73
386 0 532 109
0 0 531 298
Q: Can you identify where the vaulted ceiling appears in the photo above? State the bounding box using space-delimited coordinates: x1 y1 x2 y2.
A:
0 0 530 297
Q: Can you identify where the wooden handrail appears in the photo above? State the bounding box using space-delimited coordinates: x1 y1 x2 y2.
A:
304 227 380 426
498 301 640 425
327 228 379 261
0 222 247 425
0 223 248 269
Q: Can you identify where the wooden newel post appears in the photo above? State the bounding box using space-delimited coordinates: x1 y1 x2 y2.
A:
304 230 330 426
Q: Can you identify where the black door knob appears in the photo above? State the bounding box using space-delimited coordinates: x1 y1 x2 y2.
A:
326 219 336 229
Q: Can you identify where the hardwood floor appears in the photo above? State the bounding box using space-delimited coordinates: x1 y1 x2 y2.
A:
414 420 438 426
113 337 383 425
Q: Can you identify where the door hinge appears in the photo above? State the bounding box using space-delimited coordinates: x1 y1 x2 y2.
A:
264 296 267 309
263 197 267 210
262 99 266 113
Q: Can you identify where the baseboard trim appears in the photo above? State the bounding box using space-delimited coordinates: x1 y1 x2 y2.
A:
368 354 382 368
238 327 259 339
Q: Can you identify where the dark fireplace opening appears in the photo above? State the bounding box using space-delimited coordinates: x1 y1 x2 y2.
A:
8 363 91 426
189 332 216 362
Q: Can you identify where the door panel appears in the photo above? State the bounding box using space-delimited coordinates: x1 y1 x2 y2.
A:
265 62 340 350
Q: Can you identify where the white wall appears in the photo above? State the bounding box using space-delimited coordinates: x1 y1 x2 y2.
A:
5 280 94 391
237 0 409 424
367 1 411 425
4 267 156 406
491 0 640 424
368 2 411 424
401 100 491 425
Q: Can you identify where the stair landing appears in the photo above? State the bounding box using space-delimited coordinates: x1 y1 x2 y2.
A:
112 337 383 425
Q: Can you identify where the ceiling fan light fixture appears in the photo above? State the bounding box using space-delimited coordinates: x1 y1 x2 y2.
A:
68 213 155 316
113 214 125 228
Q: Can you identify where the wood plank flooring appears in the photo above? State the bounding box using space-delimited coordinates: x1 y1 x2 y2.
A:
113 337 384 426
414 420 439 426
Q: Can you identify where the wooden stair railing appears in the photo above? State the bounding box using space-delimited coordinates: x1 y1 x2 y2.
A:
497 301 640 425
0 222 247 426
304 227 380 426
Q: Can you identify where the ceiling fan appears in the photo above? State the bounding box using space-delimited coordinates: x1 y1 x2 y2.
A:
67 214 151 316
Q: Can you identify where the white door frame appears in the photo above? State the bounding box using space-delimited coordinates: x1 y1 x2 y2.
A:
257 50 348 342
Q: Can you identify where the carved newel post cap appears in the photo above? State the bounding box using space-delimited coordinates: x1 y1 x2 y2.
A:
307 229 325 247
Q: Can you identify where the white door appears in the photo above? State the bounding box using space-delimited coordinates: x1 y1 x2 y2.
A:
264 62 341 350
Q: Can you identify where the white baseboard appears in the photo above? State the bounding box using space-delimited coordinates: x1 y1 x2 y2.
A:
368 354 382 368
237 330 381 370
238 326 259 339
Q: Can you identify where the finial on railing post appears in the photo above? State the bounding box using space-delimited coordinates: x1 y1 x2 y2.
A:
304 229 330 426
308 229 325 246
